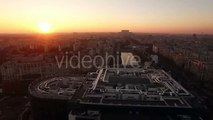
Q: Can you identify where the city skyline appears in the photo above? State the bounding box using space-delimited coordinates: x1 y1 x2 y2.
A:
0 0 213 34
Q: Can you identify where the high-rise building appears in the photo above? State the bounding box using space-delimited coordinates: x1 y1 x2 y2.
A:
29 68 204 120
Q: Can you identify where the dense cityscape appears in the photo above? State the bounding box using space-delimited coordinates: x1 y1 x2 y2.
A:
0 31 212 120
1 0 213 119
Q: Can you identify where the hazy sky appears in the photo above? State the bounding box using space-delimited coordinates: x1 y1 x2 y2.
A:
0 0 213 33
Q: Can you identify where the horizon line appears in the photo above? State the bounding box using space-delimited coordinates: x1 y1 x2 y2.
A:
0 31 213 35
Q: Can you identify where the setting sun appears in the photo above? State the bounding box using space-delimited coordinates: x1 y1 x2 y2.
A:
39 22 51 33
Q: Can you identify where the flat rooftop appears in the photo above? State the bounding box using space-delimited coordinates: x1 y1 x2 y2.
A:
29 68 193 108
82 68 192 108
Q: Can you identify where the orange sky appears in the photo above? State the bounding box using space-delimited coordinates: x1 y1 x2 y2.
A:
0 0 213 34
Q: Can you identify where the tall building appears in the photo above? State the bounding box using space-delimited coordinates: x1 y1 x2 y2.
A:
29 68 204 120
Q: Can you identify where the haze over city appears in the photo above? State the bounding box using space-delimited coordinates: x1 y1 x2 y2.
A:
0 1 213 120
0 0 213 34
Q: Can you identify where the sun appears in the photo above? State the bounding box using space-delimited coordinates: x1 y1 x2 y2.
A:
39 22 51 33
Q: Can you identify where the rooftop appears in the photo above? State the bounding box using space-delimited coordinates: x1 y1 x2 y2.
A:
29 68 193 108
